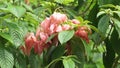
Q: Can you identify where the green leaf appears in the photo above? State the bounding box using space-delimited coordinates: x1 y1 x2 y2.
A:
15 54 27 68
97 11 106 17
63 58 75 68
115 5 120 11
51 45 65 60
70 37 85 68
55 0 74 5
98 0 119 6
4 19 20 30
10 29 23 48
7 5 26 18
88 3 99 27
65 8 77 17
110 29 120 56
100 4 115 8
46 34 56 43
23 3 33 12
103 38 115 68
0 47 14 68
45 57 62 68
92 33 103 45
98 15 110 37
0 32 13 43
112 18 120 38
113 11 120 18
26 12 40 22
29 54 41 68
58 30 74 44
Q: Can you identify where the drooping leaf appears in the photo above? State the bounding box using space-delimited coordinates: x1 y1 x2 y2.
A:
15 53 27 68
7 5 26 18
0 47 14 68
51 45 65 60
97 11 106 17
98 15 110 37
29 54 41 68
0 32 13 44
110 29 120 56
112 18 120 38
92 33 103 45
113 11 120 18
58 30 74 44
10 29 23 48
70 37 86 68
103 38 115 68
63 58 75 68
4 19 20 30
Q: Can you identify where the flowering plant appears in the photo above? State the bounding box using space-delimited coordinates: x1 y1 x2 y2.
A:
20 12 91 68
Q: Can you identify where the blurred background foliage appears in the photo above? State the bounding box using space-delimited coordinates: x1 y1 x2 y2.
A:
0 0 120 68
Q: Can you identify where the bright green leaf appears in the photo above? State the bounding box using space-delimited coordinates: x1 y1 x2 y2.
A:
10 29 23 48
4 19 20 30
113 11 120 18
58 30 74 44
97 11 106 17
22 3 33 12
8 5 26 18
100 4 115 8
0 47 14 68
55 0 74 5
115 5 120 11
0 32 13 43
63 58 75 68
112 18 120 38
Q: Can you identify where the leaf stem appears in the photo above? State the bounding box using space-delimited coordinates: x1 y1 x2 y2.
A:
112 56 119 68
45 58 62 68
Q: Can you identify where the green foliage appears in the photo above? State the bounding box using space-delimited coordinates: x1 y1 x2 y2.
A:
7 5 26 18
98 15 110 37
0 0 120 68
70 37 86 68
51 45 65 60
10 29 23 47
58 30 74 44
103 38 115 68
63 57 75 68
112 18 120 38
0 47 14 68
0 33 13 44
55 0 74 5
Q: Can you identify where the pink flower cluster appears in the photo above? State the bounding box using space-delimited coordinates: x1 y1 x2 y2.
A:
20 12 91 56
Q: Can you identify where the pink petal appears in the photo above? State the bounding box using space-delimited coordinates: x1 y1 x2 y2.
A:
62 24 71 30
56 25 63 32
71 19 80 24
